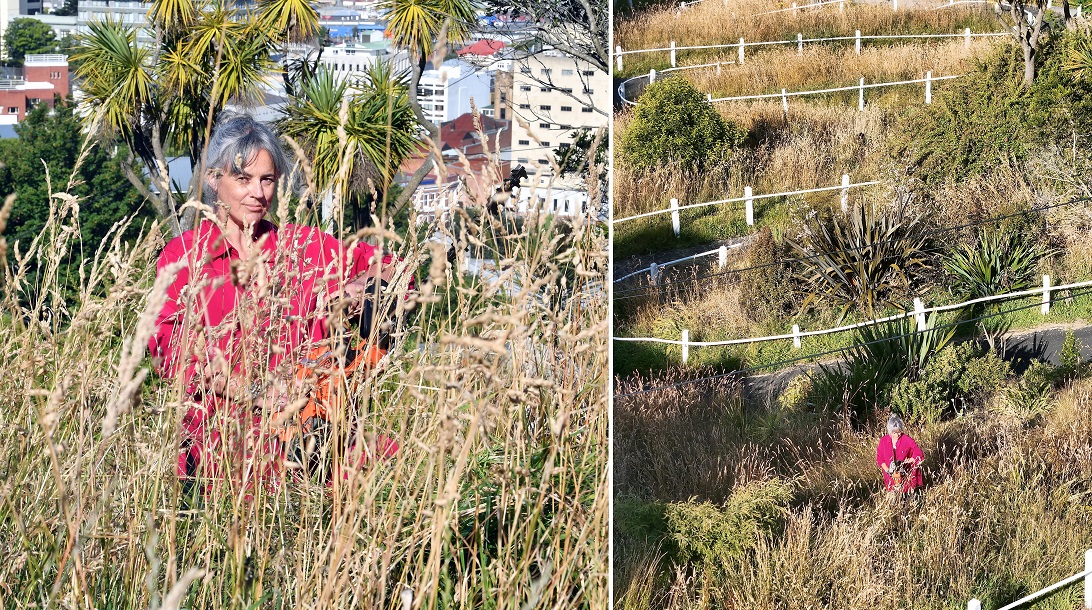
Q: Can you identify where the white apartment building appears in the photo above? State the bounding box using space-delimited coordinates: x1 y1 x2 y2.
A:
417 59 491 125
506 50 608 177
77 0 154 45
319 41 412 82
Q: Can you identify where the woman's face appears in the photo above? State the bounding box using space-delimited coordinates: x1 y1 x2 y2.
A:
211 148 278 230
889 429 902 442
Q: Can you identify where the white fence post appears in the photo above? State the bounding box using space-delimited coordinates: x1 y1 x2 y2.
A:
707 93 713 102
616 45 623 71
840 173 850 213
1079 4 1083 18
1042 274 1051 315
855 30 862 55
1047 0 1052 9
858 77 865 111
716 62 722 75
782 88 789 116
718 245 728 270
745 186 754 225
649 68 657 83
650 262 660 286
914 298 926 331
670 40 677 67
840 0 844 11
964 27 971 48
893 0 898 11
925 70 932 104
797 32 803 55
968 600 981 610
682 329 690 364
670 197 680 237
739 38 745 64
793 1 798 15
792 324 801 349
1084 549 1091 609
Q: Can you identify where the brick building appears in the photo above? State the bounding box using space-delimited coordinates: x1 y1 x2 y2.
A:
0 54 68 125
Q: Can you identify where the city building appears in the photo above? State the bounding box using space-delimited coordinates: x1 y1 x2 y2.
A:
0 54 69 124
503 50 608 176
417 59 491 125
76 0 154 46
23 14 78 41
319 41 412 83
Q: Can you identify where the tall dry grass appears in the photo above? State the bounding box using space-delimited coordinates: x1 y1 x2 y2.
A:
614 370 1092 609
0 126 608 607
616 0 1000 66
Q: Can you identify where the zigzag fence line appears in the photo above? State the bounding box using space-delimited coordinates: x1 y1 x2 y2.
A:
614 243 743 283
613 279 1092 364
615 29 1008 70
613 175 880 227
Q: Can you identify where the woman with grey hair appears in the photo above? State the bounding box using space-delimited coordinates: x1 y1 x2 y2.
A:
875 414 925 493
149 112 397 488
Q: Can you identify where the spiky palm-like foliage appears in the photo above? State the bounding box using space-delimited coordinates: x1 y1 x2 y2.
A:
380 0 479 62
789 203 931 320
278 62 423 218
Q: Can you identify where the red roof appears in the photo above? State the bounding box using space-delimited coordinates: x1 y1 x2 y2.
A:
457 39 505 57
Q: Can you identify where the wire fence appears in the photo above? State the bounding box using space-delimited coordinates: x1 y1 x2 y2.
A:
615 284 1092 399
971 549 1092 610
613 196 1091 301
614 243 743 283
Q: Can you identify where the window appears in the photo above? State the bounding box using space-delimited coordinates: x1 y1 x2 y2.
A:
583 88 594 94
582 70 595 76
561 88 573 94
539 105 551 111
562 69 574 75
540 68 551 75
518 139 530 145
519 103 530 109
519 66 531 74
539 122 550 128
542 142 550 147
6 107 16 114
559 142 571 149
517 157 529 163
538 159 550 164
519 85 531 91
560 106 572 112
540 87 550 92
499 93 507 102
581 107 593 113
560 125 573 130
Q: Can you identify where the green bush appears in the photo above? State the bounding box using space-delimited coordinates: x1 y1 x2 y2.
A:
664 478 793 569
618 77 746 174
1058 330 1087 382
1003 361 1055 418
890 33 1092 186
888 342 1011 423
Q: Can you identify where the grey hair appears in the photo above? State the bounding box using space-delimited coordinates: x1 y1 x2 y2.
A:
204 112 290 200
887 414 905 434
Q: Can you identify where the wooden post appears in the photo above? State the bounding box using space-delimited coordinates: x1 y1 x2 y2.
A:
649 68 657 83
616 45 623 71
855 30 861 55
670 197 680 237
858 77 865 111
745 186 754 225
739 37 745 64
718 245 728 270
682 329 690 364
925 70 932 104
792 324 801 349
968 600 981 610
914 298 926 331
840 173 850 213
798 32 803 55
1042 275 1051 315
650 262 660 286
670 40 677 67
964 27 971 48
782 88 789 118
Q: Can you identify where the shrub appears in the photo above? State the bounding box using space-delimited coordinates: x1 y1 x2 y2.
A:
778 373 814 413
618 77 746 174
1057 330 1087 382
739 227 795 322
888 342 1011 423
789 203 930 319
1002 361 1055 419
664 478 793 569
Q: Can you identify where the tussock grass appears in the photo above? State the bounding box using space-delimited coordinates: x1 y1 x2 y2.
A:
0 134 608 606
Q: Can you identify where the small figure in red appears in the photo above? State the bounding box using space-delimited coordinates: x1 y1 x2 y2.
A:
876 414 924 493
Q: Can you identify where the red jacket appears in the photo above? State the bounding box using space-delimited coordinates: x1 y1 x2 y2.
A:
876 433 924 492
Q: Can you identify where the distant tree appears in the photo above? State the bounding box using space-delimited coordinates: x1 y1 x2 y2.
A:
0 100 152 302
5 18 57 64
619 77 745 174
554 127 606 181
53 0 78 17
